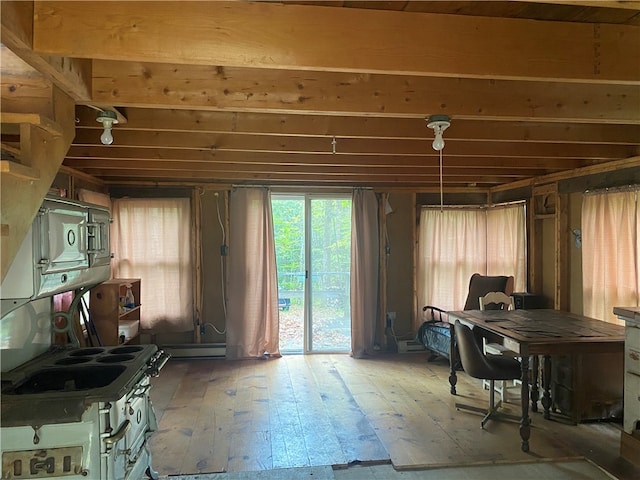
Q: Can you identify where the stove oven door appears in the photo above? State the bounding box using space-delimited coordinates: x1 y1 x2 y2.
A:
38 199 89 274
107 377 154 479
124 380 151 459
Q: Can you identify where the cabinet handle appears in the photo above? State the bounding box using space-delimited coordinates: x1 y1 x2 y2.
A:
87 222 105 253
104 420 130 445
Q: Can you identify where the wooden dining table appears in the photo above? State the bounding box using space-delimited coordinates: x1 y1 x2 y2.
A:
446 309 625 453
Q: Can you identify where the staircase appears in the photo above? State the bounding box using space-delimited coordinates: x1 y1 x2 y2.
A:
1 109 72 282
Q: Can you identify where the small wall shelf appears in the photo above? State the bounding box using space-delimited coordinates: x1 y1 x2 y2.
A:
90 278 141 345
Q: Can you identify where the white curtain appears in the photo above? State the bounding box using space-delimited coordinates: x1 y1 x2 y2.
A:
226 188 280 359
486 204 526 291
418 208 487 314
111 197 193 333
582 188 639 325
350 189 379 358
416 204 526 328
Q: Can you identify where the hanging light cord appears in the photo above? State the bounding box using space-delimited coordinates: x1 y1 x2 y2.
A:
439 148 444 211
426 115 450 212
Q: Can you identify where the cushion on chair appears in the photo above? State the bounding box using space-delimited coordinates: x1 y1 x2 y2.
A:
484 355 523 380
463 274 511 310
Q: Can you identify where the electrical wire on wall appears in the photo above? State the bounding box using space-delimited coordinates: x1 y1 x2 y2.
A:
382 193 414 346
196 187 205 337
215 191 227 328
198 189 227 336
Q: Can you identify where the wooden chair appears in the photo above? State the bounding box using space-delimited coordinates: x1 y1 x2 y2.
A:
478 291 514 311
479 291 519 402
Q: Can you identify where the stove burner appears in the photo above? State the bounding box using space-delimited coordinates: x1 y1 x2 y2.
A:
97 354 135 363
2 345 160 399
9 365 127 394
110 346 144 354
55 357 92 365
69 348 104 356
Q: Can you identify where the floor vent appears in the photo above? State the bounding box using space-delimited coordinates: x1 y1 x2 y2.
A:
160 343 226 358
397 340 426 354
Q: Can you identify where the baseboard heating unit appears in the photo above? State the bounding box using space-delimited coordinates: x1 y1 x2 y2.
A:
397 340 426 353
160 343 226 358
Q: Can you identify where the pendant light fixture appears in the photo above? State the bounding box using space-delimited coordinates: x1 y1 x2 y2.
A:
427 115 450 151
426 115 451 210
96 110 118 145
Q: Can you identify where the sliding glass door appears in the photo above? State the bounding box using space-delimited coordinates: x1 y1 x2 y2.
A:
272 194 352 353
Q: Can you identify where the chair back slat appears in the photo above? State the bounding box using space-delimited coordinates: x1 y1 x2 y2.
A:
479 291 514 311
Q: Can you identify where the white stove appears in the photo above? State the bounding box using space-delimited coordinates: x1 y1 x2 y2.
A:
1 345 169 479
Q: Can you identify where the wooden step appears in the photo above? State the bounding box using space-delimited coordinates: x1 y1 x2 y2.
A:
1 141 20 160
0 159 39 180
1 113 64 281
0 112 63 137
0 113 60 180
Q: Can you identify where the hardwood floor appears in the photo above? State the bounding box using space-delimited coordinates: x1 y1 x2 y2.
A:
149 353 639 479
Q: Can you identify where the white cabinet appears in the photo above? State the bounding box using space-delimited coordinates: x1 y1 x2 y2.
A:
623 325 640 433
614 306 640 466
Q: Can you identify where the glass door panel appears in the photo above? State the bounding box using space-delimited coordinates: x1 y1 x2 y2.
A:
308 197 351 352
273 195 305 353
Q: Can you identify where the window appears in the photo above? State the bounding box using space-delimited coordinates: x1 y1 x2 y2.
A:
111 198 193 333
416 203 526 317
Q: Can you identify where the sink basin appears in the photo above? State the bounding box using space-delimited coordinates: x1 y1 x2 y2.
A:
4 365 126 394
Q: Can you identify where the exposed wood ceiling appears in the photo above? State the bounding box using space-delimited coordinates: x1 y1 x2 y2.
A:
2 1 639 190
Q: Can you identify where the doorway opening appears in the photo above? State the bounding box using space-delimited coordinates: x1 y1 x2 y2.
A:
272 194 352 354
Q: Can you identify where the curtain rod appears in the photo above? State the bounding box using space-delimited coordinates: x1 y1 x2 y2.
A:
584 184 639 196
423 200 525 210
232 185 371 194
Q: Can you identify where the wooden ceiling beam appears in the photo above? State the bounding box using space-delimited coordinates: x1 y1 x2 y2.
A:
63 157 581 171
74 107 640 144
530 1 640 10
63 149 595 169
69 131 637 159
1 2 92 102
65 160 548 177
98 176 511 188
66 168 545 185
33 1 639 83
89 62 639 123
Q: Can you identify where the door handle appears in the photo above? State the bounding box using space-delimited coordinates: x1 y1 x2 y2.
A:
104 420 130 445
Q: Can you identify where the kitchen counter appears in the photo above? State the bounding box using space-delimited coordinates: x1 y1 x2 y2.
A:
613 306 640 326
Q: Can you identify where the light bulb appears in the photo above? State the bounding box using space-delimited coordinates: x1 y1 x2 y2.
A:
426 115 450 151
96 110 118 145
432 130 445 151
100 120 114 145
